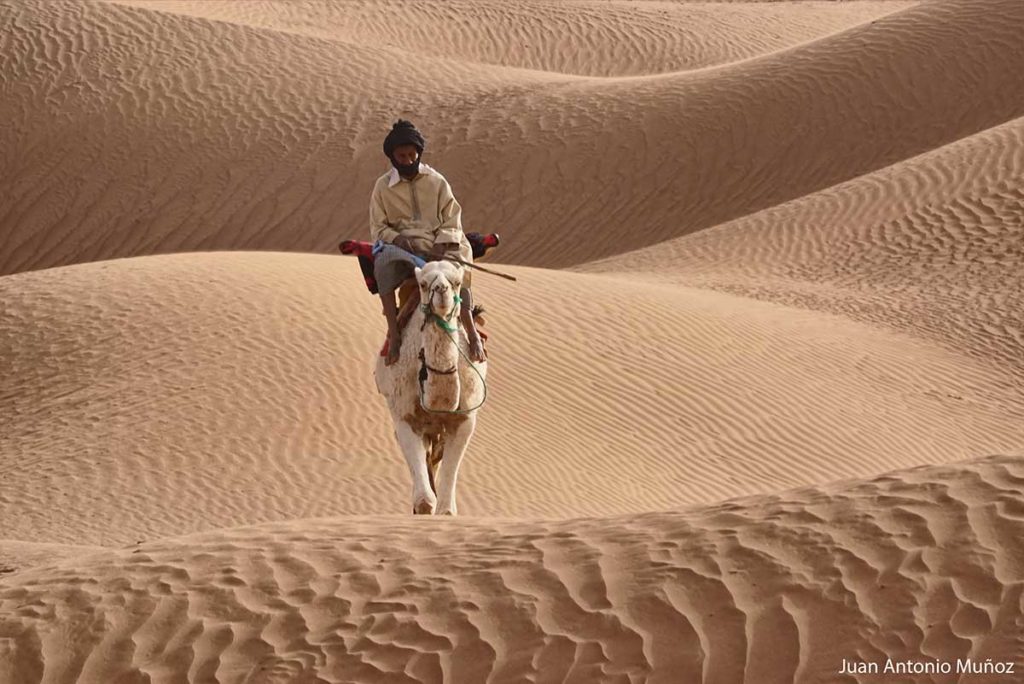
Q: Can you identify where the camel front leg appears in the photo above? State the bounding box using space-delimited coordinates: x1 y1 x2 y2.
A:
394 421 436 514
434 416 476 516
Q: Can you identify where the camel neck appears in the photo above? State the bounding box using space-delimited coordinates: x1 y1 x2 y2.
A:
418 312 461 411
422 315 460 365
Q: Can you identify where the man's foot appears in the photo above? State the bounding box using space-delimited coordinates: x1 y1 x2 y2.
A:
385 330 402 366
467 332 487 363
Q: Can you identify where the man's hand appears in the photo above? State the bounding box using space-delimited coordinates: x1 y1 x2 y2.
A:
393 235 414 252
431 241 458 259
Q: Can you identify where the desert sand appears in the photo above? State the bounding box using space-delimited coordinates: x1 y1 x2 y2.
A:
1 0 1022 682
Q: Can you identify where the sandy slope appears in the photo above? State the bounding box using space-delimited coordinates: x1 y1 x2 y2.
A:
3 0 1023 275
3 251 1022 549
2 456 1023 683
580 115 1024 379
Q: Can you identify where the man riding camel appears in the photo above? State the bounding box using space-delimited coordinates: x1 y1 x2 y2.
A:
370 119 487 366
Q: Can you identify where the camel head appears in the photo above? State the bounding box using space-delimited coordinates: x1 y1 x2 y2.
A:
415 260 465 323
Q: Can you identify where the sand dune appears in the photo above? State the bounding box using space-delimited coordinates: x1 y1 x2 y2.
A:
107 0 915 76
2 0 1023 681
2 251 1021 544
580 115 1024 377
3 0 1023 275
2 456 1022 683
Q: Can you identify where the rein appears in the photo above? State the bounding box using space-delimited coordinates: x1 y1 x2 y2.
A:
418 348 457 375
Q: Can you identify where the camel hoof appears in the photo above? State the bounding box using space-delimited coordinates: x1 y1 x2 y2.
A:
413 499 435 515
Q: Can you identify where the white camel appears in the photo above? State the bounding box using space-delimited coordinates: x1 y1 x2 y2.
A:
374 260 487 515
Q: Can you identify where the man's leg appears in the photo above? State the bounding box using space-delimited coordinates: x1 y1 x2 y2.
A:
459 287 486 363
396 279 420 331
381 290 402 366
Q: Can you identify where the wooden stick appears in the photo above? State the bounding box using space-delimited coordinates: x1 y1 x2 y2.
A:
441 256 518 282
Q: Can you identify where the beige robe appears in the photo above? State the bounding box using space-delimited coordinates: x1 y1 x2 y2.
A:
369 164 473 263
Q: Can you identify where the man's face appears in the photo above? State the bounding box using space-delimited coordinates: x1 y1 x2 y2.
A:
391 144 419 167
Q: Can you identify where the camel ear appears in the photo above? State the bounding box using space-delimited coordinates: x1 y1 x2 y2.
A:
414 266 422 280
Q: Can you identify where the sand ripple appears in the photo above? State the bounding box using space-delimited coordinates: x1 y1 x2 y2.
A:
2 457 1023 683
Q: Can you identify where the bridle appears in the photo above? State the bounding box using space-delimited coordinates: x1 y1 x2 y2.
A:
419 273 462 334
414 271 488 415
418 273 462 376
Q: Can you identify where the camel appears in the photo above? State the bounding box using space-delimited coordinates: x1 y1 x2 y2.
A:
374 260 487 515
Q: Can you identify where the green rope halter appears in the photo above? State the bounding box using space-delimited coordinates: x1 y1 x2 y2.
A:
420 294 461 333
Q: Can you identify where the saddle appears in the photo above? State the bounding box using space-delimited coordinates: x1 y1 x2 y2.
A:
339 232 500 295
377 289 488 357
339 233 498 357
